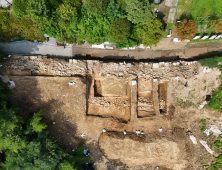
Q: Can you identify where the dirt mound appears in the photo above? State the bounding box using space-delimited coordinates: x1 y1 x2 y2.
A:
99 132 186 169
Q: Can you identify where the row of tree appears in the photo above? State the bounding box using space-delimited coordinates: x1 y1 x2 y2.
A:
0 48 90 169
9 0 165 48
175 19 222 41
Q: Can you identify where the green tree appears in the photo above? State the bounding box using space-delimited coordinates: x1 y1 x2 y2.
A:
84 0 109 17
107 0 126 21
12 0 29 18
137 19 165 46
47 0 63 10
115 24 139 49
175 19 197 40
0 107 26 154
30 110 47 133
55 0 79 43
126 0 155 24
57 2 77 21
116 0 127 12
108 18 130 42
78 6 110 44
28 0 49 22
0 12 45 42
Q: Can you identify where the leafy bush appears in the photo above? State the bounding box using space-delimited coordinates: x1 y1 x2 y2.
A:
126 0 155 24
78 7 110 44
30 110 48 133
137 19 165 46
12 0 29 18
115 24 139 49
0 12 45 42
175 19 197 40
108 18 130 42
107 0 126 21
2 0 163 46
84 0 109 16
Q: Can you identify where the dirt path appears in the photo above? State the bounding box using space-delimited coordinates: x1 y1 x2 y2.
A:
73 42 222 60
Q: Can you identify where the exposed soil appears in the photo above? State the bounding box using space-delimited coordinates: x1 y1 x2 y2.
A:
1 56 222 170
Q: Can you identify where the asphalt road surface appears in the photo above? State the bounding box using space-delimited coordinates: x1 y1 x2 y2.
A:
0 40 73 57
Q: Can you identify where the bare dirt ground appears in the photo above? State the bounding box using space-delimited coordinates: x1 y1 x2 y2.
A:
1 56 222 170
151 38 189 51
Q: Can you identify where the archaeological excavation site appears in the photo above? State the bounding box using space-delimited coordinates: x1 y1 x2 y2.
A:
1 55 222 170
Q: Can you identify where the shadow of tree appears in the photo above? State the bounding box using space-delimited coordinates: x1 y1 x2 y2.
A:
8 75 83 154
178 13 194 21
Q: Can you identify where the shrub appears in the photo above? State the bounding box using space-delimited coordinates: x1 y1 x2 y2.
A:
126 0 155 24
211 19 222 33
137 19 165 46
115 23 139 49
84 0 109 16
175 19 197 40
108 18 130 42
12 0 29 18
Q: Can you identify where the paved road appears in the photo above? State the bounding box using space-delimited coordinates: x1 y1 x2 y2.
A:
0 40 73 57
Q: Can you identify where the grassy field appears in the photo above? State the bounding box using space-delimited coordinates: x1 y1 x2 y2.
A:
175 0 222 36
176 0 222 20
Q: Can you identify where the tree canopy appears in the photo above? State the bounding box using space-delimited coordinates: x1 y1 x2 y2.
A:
137 19 165 46
12 0 29 18
108 18 130 42
1 0 165 47
84 0 109 16
175 19 197 40
126 0 156 24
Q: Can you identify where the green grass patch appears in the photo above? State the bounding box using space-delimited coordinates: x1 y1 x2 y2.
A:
209 141 222 170
175 0 222 37
215 141 222 150
199 119 206 132
199 56 222 112
176 0 222 20
190 38 222 43
189 0 222 20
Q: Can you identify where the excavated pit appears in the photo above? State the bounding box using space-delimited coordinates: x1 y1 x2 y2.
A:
158 81 168 114
3 56 218 169
87 78 131 122
137 78 156 117
99 132 186 168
